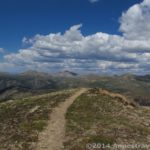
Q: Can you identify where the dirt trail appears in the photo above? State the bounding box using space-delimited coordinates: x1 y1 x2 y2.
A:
35 88 87 150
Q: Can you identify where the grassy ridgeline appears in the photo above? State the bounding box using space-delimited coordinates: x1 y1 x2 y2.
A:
64 89 150 150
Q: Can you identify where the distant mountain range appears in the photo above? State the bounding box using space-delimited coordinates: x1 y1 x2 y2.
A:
0 70 150 103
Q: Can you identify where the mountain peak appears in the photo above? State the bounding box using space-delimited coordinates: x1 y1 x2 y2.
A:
55 70 78 77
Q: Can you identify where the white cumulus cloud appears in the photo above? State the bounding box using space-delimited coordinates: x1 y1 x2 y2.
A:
120 0 150 40
1 0 150 74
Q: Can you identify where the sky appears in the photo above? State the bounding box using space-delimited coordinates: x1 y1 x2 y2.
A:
1 0 150 74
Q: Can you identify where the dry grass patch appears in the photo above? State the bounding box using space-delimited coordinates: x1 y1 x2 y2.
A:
64 88 150 150
0 89 76 150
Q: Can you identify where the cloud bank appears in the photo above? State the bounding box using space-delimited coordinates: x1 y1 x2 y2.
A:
1 0 150 74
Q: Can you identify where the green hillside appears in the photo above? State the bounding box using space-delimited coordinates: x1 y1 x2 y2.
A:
64 88 150 150
0 89 76 150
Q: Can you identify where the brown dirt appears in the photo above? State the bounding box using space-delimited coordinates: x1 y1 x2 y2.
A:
35 88 87 150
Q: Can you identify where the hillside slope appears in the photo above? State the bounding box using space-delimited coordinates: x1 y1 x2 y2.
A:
0 89 76 150
64 88 150 150
1 88 150 150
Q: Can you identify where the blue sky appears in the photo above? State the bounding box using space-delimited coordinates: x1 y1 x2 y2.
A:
0 0 150 74
0 0 140 51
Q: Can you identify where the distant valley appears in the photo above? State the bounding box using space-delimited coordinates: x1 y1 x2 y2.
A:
0 71 150 106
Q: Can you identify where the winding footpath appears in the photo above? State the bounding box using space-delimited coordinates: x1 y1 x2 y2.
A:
35 88 87 150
